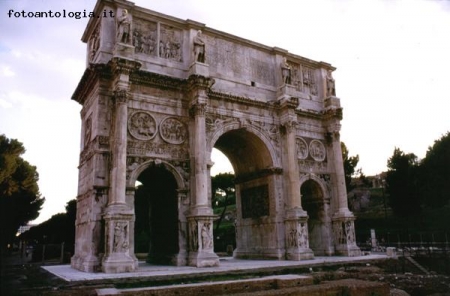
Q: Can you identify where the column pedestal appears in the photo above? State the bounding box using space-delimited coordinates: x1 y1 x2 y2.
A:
102 205 138 273
332 214 361 257
187 214 220 267
284 208 314 260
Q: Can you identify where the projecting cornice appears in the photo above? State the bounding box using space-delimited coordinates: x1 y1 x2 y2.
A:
71 64 111 105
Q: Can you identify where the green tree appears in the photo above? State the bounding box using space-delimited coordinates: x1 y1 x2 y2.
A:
0 135 45 249
211 173 235 231
420 132 450 208
385 148 421 218
341 142 359 192
21 199 76 247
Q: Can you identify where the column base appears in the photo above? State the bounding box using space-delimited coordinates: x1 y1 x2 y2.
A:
71 254 102 273
233 248 285 260
286 248 314 261
188 251 219 267
102 253 138 273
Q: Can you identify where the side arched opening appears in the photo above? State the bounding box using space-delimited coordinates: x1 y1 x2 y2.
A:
134 163 179 265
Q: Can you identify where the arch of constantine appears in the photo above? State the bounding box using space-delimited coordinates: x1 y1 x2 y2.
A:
71 0 361 273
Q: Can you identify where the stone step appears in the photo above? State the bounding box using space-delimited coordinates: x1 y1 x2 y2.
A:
96 274 313 295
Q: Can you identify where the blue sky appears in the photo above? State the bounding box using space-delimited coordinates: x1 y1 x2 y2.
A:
1 0 449 223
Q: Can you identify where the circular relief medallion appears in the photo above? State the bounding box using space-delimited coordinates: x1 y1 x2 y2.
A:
309 139 326 161
128 111 157 140
296 137 308 160
159 117 187 144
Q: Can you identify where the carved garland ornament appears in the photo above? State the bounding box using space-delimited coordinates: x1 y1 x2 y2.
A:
128 111 157 141
159 117 187 144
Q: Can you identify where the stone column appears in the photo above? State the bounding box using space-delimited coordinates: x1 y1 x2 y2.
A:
186 74 219 267
102 58 141 273
279 97 314 260
327 122 361 257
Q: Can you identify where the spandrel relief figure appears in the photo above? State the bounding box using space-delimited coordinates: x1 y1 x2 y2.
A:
326 70 336 97
281 57 292 85
117 9 131 44
193 30 205 63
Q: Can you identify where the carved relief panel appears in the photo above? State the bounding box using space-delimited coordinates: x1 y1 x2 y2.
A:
159 117 187 144
89 23 100 62
132 19 157 56
128 111 157 141
297 137 327 173
288 62 318 96
126 109 189 160
287 220 309 249
159 24 183 62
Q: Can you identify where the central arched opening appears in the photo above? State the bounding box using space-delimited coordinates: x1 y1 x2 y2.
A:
301 179 328 255
134 164 179 264
212 128 278 259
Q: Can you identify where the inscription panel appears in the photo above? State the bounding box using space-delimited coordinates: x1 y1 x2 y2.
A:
207 36 275 85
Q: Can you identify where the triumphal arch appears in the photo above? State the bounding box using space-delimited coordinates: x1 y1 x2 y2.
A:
71 0 361 273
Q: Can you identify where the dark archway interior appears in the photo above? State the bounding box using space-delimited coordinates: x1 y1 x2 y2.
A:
301 179 325 252
301 180 324 220
214 129 273 178
135 165 178 264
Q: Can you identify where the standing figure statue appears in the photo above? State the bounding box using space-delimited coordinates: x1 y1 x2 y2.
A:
193 30 205 63
326 70 336 97
117 9 131 44
281 57 291 85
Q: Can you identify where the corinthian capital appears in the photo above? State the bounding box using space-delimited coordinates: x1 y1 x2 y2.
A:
114 89 129 104
281 120 298 134
189 103 206 117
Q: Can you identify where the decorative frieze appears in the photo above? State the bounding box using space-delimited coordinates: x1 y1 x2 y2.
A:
127 140 188 159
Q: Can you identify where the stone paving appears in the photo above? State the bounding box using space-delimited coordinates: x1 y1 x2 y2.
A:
43 254 388 282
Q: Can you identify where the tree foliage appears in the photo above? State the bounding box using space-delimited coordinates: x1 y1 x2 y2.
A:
385 148 421 218
211 173 235 231
20 199 76 253
341 142 359 192
0 135 45 248
420 132 450 208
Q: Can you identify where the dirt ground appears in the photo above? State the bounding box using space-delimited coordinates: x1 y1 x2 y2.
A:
1 251 450 296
